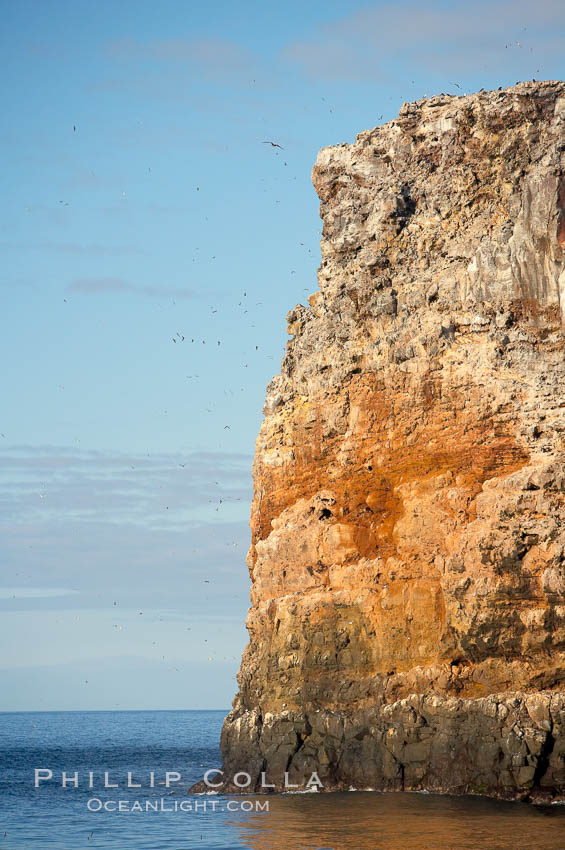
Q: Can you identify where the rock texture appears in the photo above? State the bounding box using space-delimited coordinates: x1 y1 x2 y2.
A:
221 81 565 800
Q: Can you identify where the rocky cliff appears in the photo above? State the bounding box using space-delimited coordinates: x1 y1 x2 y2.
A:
221 81 565 800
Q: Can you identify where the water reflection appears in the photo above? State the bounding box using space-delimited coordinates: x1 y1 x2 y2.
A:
231 791 565 850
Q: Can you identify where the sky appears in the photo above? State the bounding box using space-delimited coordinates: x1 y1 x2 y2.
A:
1 0 564 711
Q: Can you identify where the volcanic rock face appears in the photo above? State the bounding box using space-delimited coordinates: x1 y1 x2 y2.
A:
222 81 565 799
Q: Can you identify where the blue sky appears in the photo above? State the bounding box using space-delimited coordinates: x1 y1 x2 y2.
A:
1 0 563 710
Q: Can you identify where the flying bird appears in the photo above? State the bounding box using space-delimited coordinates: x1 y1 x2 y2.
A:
263 141 284 149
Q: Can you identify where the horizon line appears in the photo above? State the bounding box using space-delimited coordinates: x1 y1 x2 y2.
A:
0 707 230 714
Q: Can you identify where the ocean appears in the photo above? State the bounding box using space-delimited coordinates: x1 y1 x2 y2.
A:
1 709 565 849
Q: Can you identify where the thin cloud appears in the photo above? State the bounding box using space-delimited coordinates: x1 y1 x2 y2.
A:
67 277 196 299
0 241 143 257
50 242 143 256
106 36 256 76
284 39 387 83
0 445 251 528
0 587 80 599
0 446 251 640
282 0 565 80
97 37 281 100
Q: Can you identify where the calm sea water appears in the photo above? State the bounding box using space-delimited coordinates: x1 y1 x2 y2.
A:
1 710 565 849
